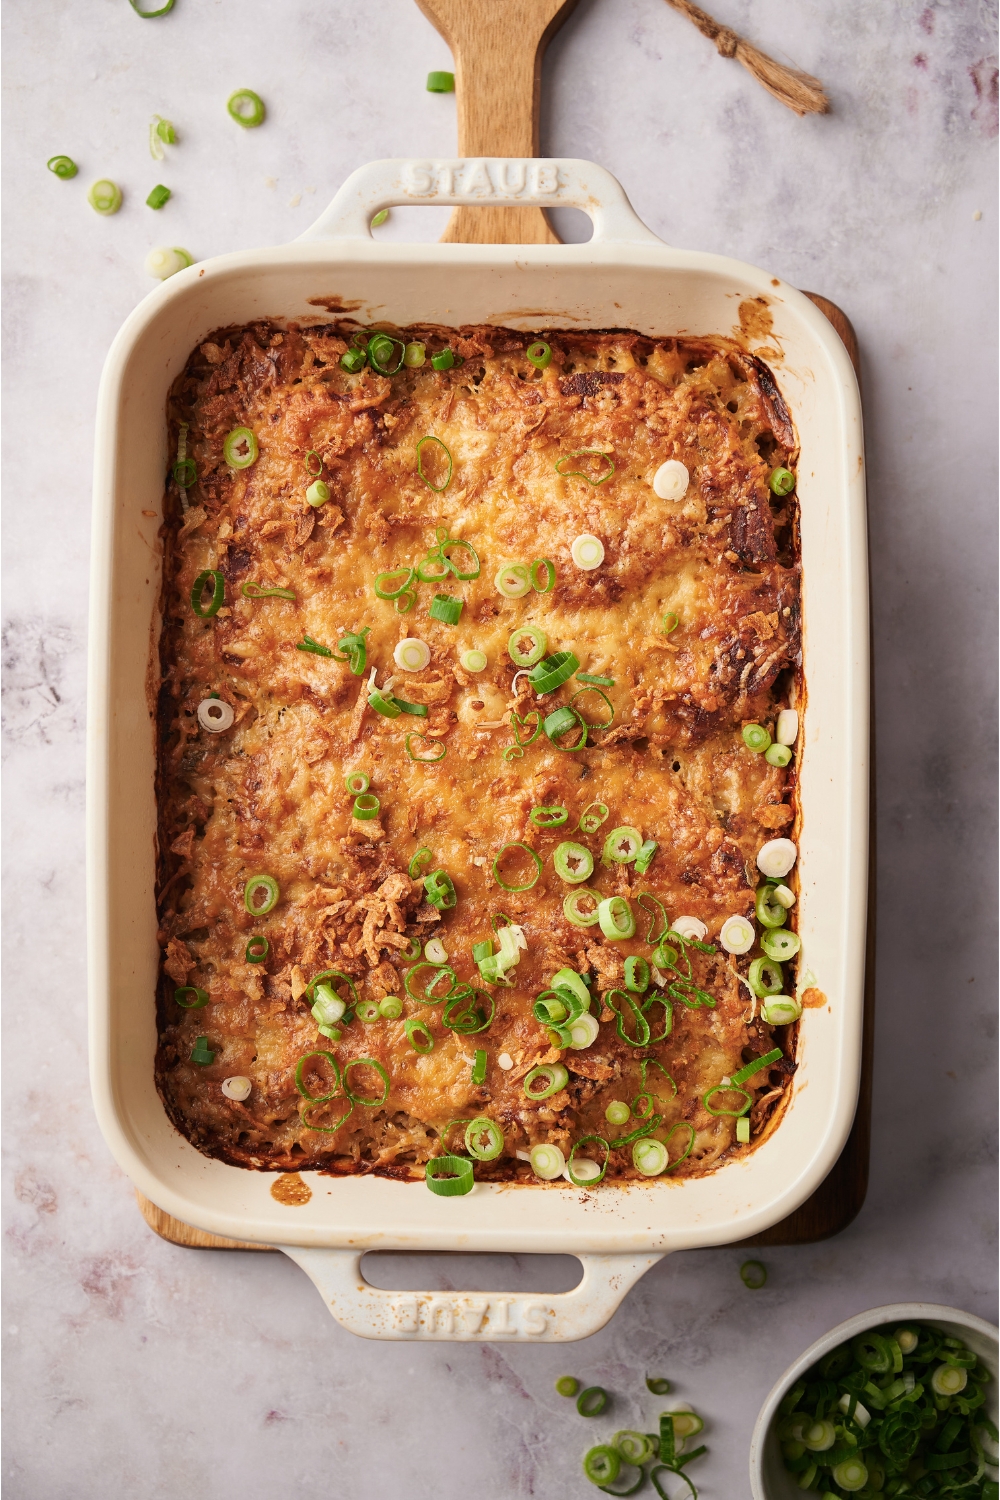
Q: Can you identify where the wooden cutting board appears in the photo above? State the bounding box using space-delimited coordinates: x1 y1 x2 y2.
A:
136 3 874 1255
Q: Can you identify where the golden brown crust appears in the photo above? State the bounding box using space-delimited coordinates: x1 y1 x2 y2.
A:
154 322 801 1182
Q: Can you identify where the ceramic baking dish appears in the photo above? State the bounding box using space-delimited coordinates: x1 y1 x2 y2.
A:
88 157 868 1342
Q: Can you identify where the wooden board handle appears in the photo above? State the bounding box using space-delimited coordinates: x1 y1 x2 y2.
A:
415 0 578 243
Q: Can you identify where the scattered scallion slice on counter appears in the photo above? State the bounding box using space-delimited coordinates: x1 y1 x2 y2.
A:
146 183 171 209
556 1376 580 1397
130 0 175 14
426 70 455 92
145 246 192 279
227 88 266 127
88 179 122 214
47 155 78 178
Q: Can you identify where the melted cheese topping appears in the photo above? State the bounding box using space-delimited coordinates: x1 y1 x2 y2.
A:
155 323 800 1180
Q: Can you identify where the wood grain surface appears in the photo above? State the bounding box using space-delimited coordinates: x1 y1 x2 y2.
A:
414 0 578 243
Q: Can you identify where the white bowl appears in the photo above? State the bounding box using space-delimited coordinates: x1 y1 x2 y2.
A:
750 1303 999 1499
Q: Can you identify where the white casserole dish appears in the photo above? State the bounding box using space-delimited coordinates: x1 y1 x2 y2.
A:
88 157 868 1342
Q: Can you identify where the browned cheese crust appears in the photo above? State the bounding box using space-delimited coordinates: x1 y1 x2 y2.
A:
154 321 801 1183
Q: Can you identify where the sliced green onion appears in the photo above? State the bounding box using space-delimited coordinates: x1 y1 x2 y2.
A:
405 962 456 1004
563 888 601 925
598 896 635 941
244 874 279 915
530 557 556 592
423 869 457 910
305 479 330 507
343 1057 390 1106
305 450 323 476
429 593 463 624
568 1136 609 1187
761 928 801 961
720 915 756 954
469 1049 487 1085
154 116 177 147
602 826 643 866
223 427 258 469
761 996 801 1025
227 89 266 127
403 341 426 367
662 611 679 635
379 996 403 1019
404 1017 434 1053
367 332 405 374
355 999 382 1023
509 709 542 752
704 1083 752 1117
576 672 614 686
430 348 457 370
88 179 122 214
190 569 224 617
553 841 594 883
295 1050 342 1102
636 893 669 945
646 1376 671 1395
465 1117 503 1160
606 990 650 1047
375 566 416 602
583 1445 620 1486
634 840 658 875
494 562 531 598
493 842 542 892
242 581 295 601
460 649 487 673
525 340 552 369
528 1142 565 1179
748 957 784 996
245 936 269 964
408 847 432 877
425 1154 473 1195
731 1048 782 1085
931 1364 969 1396
529 805 568 828
557 450 615 486
423 938 448 965
633 1137 669 1176
389 696 429 718
663 1121 696 1171
742 723 771 753
740 1258 767 1288
507 625 548 667
353 793 380 820
297 634 333 657
340 347 366 373
307 969 358 1009
426 71 455 92
577 1385 610 1417
534 993 570 1025
624 956 650 993
755 883 788 928
578 803 609 834
765 743 793 767
190 1036 215 1064
523 1063 569 1099
439 536 481 579
146 246 192 279
570 533 605 569
416 435 453 492
367 688 401 719
174 985 209 1009
345 771 370 795
405 733 447 763
605 1101 631 1125
569 687 614 729
544 706 587 750
130 0 175 14
146 183 171 209
529 651 579 694
556 1375 579 1397
333 627 370 674
416 549 450 584
736 1116 751 1143
47 155 78 178
830 1459 867 1492
770 466 796 496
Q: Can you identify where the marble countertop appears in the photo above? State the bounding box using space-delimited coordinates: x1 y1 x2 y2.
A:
3 1 996 1495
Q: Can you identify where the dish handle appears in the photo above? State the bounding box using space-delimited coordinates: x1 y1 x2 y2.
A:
281 1247 663 1342
297 157 664 247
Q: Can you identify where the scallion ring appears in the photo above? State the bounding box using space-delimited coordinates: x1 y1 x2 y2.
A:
769 466 796 496
223 427 258 469
552 841 593 884
353 793 380 821
529 805 568 828
569 686 614 729
403 341 426 367
355 999 382 1024
344 771 370 795
173 457 197 488
174 986 209 1009
423 869 457 910
637 893 669 945
765 743 792 768
47 155 78 179
755 883 788 928
405 733 447 763
598 896 635 941
526 340 552 369
465 1117 503 1160
244 936 269 964
343 1058 390 1107
606 990 650 1047
404 963 456 1005
742 723 771 754
530 557 556 592
761 928 801 961
576 672 614 686
624 956 650 993
439 536 481 580
703 1083 752 1117
583 1446 620 1485
130 0 175 14
663 1121 696 1171
425 1155 473 1196
367 332 405 375
748 957 784 997
430 348 458 371
544 705 588 751
570 533 605 569
634 840 658 875
301 1098 353 1133
760 996 801 1025
146 183 171 209
568 1137 609 1187
408 847 432 878
633 1138 669 1177
88 179 122 214
563 888 601 925
243 874 279 915
378 996 402 1020
375 566 417 602
443 988 494 1035
494 563 531 599
578 802 609 834
305 480 330 507
190 569 224 618
556 449 615 486
602 826 643 866
416 435 452 492
340 347 366 373
662 611 679 635
241 582 295 601
429 593 463 625
460 649 487 673
507 626 548 668
297 634 333 657
294 1050 342 1103
404 1018 434 1053
523 1063 569 1100
605 1101 631 1126
492 842 542 892
305 450 323 477
528 651 579 694
227 89 266 128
